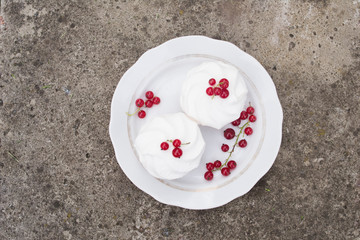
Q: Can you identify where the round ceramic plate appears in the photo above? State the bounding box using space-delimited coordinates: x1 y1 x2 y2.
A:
109 36 283 210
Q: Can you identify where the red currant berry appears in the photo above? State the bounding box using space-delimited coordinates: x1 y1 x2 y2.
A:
135 98 144 107
172 139 181 147
249 115 256 122
219 78 229 89
209 78 216 86
145 91 154 99
206 162 214 171
172 147 183 158
238 139 247 148
244 127 253 135
247 106 255 114
160 142 169 150
145 100 153 108
204 171 214 181
206 87 214 96
231 118 241 126
227 160 237 169
153 97 160 105
240 111 248 120
220 89 229 99
138 110 146 118
224 128 235 140
221 144 229 152
221 167 231 176
214 87 222 96
214 160 222 168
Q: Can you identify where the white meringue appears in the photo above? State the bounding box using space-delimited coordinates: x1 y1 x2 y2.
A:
180 61 248 129
134 112 205 180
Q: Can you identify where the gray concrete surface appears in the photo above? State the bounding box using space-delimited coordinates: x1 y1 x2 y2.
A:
1 0 359 239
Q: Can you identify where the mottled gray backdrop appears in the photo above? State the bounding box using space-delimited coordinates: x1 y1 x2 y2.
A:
0 0 359 239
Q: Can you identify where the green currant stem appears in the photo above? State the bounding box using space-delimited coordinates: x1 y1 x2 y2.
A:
213 121 250 171
126 107 141 116
167 140 190 145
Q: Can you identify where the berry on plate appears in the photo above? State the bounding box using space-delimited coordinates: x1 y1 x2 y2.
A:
224 128 235 140
221 167 231 176
204 171 214 181
145 91 154 99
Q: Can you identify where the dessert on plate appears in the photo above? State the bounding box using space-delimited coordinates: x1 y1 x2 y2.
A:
134 112 205 180
180 61 248 129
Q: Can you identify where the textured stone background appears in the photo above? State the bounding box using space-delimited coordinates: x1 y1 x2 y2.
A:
1 0 359 239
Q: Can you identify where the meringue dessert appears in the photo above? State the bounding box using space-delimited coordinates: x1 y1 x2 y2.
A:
180 61 248 129
134 112 205 180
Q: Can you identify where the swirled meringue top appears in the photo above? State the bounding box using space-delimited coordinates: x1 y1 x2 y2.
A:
180 61 248 129
134 112 205 180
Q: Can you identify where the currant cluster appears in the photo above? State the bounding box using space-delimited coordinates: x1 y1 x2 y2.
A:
127 91 160 118
160 139 189 158
206 78 230 99
204 160 237 180
204 105 257 181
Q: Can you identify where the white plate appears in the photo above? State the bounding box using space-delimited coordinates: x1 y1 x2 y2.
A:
109 36 283 210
